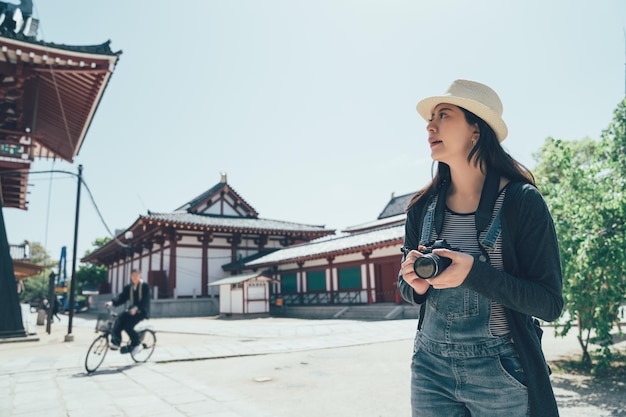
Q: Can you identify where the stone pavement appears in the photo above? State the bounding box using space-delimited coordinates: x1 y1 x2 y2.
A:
0 312 624 417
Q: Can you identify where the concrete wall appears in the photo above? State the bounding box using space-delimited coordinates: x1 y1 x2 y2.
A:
90 294 218 318
89 294 418 321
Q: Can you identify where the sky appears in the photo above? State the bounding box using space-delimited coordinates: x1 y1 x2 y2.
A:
4 0 626 271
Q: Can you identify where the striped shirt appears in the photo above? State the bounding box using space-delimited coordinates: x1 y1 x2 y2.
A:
433 190 510 336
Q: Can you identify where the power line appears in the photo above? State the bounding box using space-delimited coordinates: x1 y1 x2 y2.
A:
0 169 126 248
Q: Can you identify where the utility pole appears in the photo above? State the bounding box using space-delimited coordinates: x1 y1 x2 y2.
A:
65 165 83 342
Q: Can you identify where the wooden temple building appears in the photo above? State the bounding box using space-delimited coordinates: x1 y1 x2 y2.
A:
82 173 336 299
0 0 121 338
84 172 414 311
245 192 412 306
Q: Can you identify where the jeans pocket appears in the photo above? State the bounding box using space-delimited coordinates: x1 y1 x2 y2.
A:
499 352 527 387
429 288 479 319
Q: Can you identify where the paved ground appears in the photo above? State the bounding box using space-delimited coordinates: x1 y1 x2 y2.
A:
0 311 624 417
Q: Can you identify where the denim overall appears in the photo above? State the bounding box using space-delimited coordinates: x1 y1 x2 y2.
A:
411 194 529 417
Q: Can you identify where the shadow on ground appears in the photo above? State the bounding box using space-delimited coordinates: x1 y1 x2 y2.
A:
551 359 626 416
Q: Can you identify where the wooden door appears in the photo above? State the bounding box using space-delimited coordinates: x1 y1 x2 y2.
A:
374 261 399 303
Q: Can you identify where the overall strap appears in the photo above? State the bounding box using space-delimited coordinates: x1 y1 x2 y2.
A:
419 196 438 245
480 206 503 252
476 202 503 263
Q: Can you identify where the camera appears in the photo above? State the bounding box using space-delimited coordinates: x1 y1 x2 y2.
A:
402 239 459 279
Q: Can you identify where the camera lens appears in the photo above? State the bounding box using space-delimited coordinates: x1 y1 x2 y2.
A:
414 254 451 279
414 255 438 279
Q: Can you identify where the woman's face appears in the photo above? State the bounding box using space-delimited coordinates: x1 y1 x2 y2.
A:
426 103 478 165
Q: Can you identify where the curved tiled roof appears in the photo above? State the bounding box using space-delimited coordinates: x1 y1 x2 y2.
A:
141 212 334 235
377 192 415 219
246 224 404 267
2 34 120 56
0 34 121 209
208 272 275 286
176 181 257 216
81 212 335 264
342 213 406 233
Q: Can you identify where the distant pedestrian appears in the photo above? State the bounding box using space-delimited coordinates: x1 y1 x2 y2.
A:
399 79 563 417
52 296 61 321
41 296 50 311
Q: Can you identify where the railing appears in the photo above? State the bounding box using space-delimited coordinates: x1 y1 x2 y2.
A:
333 291 361 304
303 292 331 305
272 290 365 306
9 243 30 260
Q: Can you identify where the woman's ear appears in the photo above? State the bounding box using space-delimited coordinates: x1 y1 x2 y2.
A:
473 123 480 137
471 124 480 145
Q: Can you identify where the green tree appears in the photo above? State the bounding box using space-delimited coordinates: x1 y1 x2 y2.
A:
29 241 53 267
534 98 626 374
75 237 111 295
75 264 108 294
17 242 55 305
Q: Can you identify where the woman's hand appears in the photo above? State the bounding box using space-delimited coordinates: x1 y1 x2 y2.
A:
401 247 475 292
401 247 431 295
426 249 474 289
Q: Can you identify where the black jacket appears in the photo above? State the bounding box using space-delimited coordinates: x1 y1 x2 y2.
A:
112 281 151 319
399 180 563 417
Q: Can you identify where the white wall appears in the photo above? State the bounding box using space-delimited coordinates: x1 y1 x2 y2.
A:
208 248 231 296
218 286 233 313
176 246 202 297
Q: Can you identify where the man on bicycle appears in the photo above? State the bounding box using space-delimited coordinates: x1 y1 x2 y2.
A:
104 269 150 356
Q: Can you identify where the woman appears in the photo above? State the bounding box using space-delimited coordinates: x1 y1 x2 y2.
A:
398 79 563 417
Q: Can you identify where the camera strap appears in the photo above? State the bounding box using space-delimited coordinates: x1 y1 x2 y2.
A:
475 169 501 233
416 195 438 331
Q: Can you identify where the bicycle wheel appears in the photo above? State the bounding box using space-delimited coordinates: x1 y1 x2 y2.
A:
85 334 109 373
131 329 156 363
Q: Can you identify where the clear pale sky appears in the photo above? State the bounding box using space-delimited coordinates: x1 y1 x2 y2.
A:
4 0 626 271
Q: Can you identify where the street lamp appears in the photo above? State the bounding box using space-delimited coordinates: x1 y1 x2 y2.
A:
125 231 133 281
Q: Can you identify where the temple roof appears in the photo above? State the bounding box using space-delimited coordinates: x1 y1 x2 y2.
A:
140 212 333 236
246 224 404 268
208 272 275 286
377 191 414 219
341 213 405 234
0 30 121 209
176 173 258 217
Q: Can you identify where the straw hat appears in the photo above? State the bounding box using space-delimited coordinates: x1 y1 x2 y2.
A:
416 79 508 142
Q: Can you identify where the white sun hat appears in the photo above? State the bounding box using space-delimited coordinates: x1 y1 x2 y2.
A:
416 79 508 142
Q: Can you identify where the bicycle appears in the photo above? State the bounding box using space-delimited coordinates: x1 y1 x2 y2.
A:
84 308 157 374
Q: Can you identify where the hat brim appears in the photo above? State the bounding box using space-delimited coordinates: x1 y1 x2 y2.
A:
416 96 508 142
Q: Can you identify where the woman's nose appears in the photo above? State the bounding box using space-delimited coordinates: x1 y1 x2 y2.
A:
426 120 436 132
